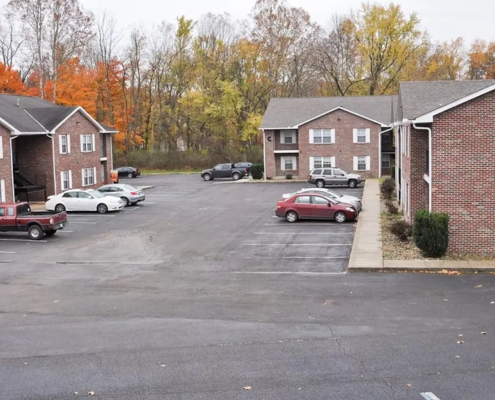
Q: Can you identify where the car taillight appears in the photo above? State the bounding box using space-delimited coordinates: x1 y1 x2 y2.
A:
308 174 312 179
46 197 52 201
245 168 247 173
133 169 137 173
130 191 137 195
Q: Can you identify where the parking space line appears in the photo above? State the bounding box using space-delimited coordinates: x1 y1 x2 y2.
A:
420 393 441 400
233 271 347 275
0 251 16 254
245 256 348 259
243 243 352 246
68 214 115 217
126 207 140 212
69 222 96 225
254 232 353 235
0 238 47 243
58 231 74 233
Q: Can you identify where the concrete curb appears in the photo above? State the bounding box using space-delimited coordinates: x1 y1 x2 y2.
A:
213 179 307 184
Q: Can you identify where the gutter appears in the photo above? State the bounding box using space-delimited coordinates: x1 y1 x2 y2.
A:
413 123 432 213
46 133 57 195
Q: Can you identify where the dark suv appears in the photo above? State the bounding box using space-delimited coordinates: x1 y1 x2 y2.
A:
308 168 365 188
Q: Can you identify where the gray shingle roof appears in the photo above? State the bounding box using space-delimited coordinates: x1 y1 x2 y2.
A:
0 94 117 133
260 95 397 129
399 80 495 120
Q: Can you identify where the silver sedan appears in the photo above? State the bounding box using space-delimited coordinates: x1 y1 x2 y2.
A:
97 184 145 206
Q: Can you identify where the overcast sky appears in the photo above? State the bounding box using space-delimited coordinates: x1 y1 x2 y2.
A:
1 0 493 45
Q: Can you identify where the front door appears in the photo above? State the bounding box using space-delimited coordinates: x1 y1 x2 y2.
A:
332 169 347 185
77 192 95 211
0 206 17 231
321 168 334 185
311 195 334 219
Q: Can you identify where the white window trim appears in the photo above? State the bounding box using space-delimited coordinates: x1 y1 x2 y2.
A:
281 156 297 171
80 134 95 153
60 171 69 190
354 156 370 171
0 179 5 202
309 129 335 144
310 156 335 170
353 128 370 144
82 167 96 186
0 136 3 159
59 134 71 154
280 130 297 144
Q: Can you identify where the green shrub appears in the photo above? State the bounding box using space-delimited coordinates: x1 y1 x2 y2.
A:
380 177 395 200
391 164 395 179
385 200 398 214
390 220 412 241
413 210 449 258
251 163 264 179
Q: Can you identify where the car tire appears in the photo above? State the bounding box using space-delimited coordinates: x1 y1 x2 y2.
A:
203 174 212 181
127 173 133 178
55 204 66 213
28 225 43 240
334 211 347 223
286 211 298 223
97 204 108 214
315 180 325 188
120 197 129 206
45 230 57 236
348 179 357 188
232 173 240 181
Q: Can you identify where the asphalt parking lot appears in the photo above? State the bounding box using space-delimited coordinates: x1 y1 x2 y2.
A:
0 174 363 275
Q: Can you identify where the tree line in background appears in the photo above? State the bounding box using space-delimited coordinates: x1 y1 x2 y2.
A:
0 0 494 168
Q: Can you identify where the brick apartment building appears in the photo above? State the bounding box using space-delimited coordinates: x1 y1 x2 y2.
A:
395 80 495 255
0 94 117 203
260 96 396 180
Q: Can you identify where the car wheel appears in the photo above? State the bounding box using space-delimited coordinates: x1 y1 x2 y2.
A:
45 230 57 236
334 211 347 223
232 173 240 181
127 173 133 178
316 180 325 188
348 179 357 188
97 203 108 214
286 211 298 223
203 174 212 181
28 225 43 240
120 197 129 206
55 204 66 213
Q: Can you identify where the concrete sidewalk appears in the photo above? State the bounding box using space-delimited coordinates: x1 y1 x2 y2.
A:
348 179 495 273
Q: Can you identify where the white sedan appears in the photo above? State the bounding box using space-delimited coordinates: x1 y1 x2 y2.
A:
282 188 362 212
46 189 125 214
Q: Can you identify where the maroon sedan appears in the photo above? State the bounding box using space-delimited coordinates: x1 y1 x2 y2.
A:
275 193 358 223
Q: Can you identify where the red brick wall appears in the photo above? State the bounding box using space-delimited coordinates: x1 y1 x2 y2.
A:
0 124 13 202
298 109 381 178
264 130 276 178
274 154 300 177
408 126 429 221
431 90 495 254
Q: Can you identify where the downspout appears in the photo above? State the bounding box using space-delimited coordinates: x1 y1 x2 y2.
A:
262 129 266 181
10 134 19 202
378 126 394 178
47 133 57 195
413 123 432 212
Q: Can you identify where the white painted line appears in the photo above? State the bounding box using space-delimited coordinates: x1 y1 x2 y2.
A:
245 256 347 259
0 238 47 243
126 207 140 211
68 214 115 217
58 231 74 233
233 271 347 276
244 243 351 246
69 222 97 225
420 393 441 400
255 232 353 235
0 251 16 254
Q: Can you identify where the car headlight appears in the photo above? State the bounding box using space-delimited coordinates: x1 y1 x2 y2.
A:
346 207 356 212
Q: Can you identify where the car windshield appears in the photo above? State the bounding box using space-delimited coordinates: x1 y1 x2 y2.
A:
87 190 105 198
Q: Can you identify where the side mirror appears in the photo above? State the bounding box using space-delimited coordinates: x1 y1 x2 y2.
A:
327 203 332 207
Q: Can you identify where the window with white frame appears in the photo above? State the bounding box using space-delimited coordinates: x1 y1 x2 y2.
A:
353 156 370 171
381 154 391 169
61 171 69 190
59 135 69 154
311 156 335 169
0 136 3 159
311 129 334 144
81 134 94 152
281 130 296 144
355 128 368 143
82 168 95 186
281 156 297 171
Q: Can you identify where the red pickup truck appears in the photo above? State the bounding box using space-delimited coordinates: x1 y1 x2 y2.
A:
0 202 68 240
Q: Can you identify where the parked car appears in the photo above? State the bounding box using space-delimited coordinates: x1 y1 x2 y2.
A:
116 166 141 179
275 192 357 223
98 184 145 206
201 163 247 181
282 188 362 212
46 189 125 214
234 162 253 175
0 202 68 240
308 168 365 188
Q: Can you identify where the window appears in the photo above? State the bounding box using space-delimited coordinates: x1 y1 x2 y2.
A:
82 168 95 186
78 192 92 199
311 156 335 169
7 207 14 216
221 164 231 170
311 129 334 144
63 192 76 198
81 134 94 152
354 156 370 171
357 157 366 171
381 154 391 169
61 171 70 190
281 156 297 171
333 169 345 176
0 207 4 216
295 195 311 204
322 169 333 175
383 132 391 142
59 135 70 154
312 196 328 205
357 129 366 143
281 130 296 144
311 169 322 175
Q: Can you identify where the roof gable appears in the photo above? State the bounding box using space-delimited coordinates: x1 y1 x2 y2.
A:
399 80 495 121
260 95 396 129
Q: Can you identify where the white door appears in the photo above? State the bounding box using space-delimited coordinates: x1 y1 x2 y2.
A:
61 192 78 211
77 192 95 211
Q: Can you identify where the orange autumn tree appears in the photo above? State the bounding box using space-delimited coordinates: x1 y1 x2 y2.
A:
0 63 24 94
